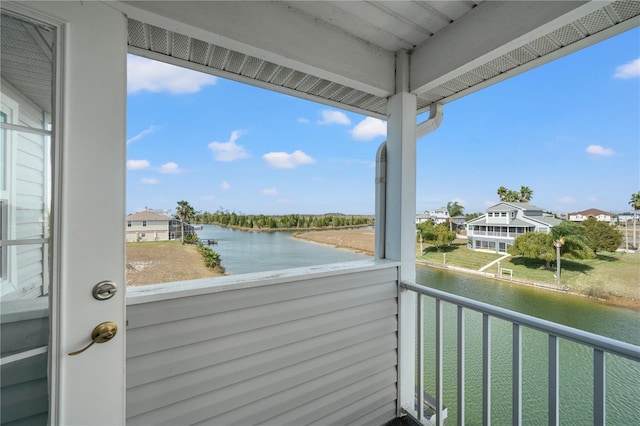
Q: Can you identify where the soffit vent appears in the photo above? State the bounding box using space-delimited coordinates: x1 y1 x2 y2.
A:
126 18 389 119
414 0 640 114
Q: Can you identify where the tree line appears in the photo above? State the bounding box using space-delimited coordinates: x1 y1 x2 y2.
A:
194 209 374 230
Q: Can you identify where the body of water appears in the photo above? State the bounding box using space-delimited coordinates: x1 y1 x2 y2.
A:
197 224 639 424
196 224 371 274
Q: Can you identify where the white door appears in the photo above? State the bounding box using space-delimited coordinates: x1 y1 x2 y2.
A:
0 2 127 425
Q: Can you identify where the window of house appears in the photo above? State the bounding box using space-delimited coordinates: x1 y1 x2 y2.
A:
127 221 131 227
142 220 147 227
501 212 507 217
0 112 6 192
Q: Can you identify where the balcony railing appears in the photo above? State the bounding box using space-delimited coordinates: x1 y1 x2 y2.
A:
467 230 526 238
400 281 640 426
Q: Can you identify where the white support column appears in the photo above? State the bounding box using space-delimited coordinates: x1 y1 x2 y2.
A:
386 50 419 417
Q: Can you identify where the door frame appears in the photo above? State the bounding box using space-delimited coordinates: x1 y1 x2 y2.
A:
2 2 128 424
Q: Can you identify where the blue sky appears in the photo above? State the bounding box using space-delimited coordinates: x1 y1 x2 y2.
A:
126 27 639 216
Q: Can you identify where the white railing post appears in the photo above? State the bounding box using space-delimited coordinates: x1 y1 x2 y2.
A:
512 323 522 426
593 349 606 426
482 314 492 425
549 335 559 426
457 306 466 425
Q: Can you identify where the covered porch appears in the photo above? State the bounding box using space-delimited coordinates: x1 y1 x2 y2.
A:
1 1 639 425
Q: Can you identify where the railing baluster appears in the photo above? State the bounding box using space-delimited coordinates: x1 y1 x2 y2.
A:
548 335 559 426
436 299 443 426
418 293 424 422
483 313 491 426
593 349 605 426
458 306 465 426
513 323 522 426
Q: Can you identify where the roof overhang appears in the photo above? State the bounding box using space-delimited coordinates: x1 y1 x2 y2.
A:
0 1 598 120
110 1 639 119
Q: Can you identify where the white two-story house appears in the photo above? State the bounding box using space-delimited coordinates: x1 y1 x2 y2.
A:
466 202 561 253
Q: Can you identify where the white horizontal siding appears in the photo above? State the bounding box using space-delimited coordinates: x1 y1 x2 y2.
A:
126 261 399 426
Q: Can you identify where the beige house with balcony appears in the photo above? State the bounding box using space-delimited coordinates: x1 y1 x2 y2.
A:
125 210 182 242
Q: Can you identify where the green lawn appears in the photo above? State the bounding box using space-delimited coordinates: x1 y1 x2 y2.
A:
417 243 502 271
417 243 640 302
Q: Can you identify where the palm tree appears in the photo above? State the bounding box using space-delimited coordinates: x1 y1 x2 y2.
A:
550 221 593 283
519 186 533 203
497 186 508 201
629 191 640 248
446 201 464 232
176 200 195 244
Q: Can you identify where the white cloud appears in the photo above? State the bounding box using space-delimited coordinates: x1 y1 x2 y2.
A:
127 159 150 170
158 162 183 174
613 58 640 79
141 177 159 185
261 188 278 196
586 144 615 156
127 55 217 94
298 118 310 124
350 117 387 141
317 110 351 126
127 125 158 144
200 195 216 201
263 150 315 169
558 196 576 204
220 181 231 190
208 130 250 162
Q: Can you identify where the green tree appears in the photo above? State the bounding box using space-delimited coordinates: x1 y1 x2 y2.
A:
446 201 464 231
550 221 594 282
417 221 455 252
176 200 195 244
583 217 623 254
497 186 534 203
630 191 640 248
508 232 555 268
519 186 533 202
508 221 594 280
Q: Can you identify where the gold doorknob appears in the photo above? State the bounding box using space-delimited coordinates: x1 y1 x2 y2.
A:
68 322 118 356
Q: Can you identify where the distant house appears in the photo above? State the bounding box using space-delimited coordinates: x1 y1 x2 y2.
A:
618 212 638 223
466 202 561 254
415 214 431 224
451 215 466 230
125 210 186 242
568 208 614 224
420 207 449 225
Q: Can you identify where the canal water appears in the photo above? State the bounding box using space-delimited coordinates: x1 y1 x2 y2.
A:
197 225 639 424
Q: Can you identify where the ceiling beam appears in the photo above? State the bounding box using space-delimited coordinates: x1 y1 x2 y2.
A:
113 1 395 97
409 0 605 95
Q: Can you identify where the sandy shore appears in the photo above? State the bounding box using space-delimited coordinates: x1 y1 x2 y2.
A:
293 229 376 255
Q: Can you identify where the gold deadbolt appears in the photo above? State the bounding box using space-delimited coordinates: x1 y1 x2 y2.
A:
68 322 118 356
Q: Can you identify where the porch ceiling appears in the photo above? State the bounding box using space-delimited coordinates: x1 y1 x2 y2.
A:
116 1 639 119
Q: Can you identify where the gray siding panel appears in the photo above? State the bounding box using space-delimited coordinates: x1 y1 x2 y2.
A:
127 262 399 426
0 300 48 426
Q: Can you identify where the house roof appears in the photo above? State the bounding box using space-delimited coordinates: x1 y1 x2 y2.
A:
487 202 543 212
570 208 612 216
107 1 639 119
126 211 173 221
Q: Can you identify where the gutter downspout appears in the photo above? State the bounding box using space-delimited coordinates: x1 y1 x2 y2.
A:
374 102 444 259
